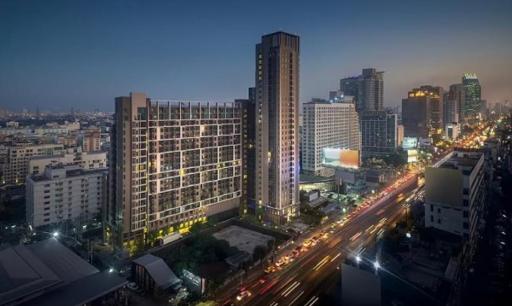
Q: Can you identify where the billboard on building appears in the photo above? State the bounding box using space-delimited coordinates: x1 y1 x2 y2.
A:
322 148 360 169
407 149 418 163
402 137 418 149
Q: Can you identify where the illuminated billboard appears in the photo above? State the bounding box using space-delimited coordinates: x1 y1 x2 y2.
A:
322 148 360 169
407 149 418 163
402 137 418 149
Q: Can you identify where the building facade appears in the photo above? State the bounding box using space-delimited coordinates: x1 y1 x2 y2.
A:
108 93 242 248
357 68 384 112
238 87 256 216
1 143 65 185
28 151 107 175
254 31 300 223
462 73 482 122
402 88 434 138
425 150 486 245
302 100 361 176
360 111 397 158
82 127 101 152
26 165 107 228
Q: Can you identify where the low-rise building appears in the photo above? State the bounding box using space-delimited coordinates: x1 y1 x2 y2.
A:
26 165 107 228
28 151 107 175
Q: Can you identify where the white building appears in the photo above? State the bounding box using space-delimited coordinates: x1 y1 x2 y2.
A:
445 123 461 140
28 151 107 175
0 143 65 185
26 165 107 228
425 150 486 244
302 100 361 176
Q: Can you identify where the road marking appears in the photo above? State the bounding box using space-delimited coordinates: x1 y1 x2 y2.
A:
289 290 304 305
330 252 342 263
269 302 278 306
304 296 319 306
282 281 301 297
312 255 330 271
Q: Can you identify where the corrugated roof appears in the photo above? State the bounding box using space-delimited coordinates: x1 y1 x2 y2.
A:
133 254 181 289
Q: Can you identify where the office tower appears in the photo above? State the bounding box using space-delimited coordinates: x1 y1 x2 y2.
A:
419 85 444 131
82 127 101 152
26 165 107 228
445 84 464 125
302 100 361 176
425 150 486 247
109 93 242 248
1 143 65 185
462 73 482 121
402 87 439 138
357 68 384 112
255 32 300 223
339 76 359 99
238 87 256 216
360 111 397 158
397 124 404 147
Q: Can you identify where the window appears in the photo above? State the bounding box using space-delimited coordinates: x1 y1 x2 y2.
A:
463 222 469 229
463 211 469 218
430 204 433 212
463 200 469 207
430 216 434 222
437 219 441 224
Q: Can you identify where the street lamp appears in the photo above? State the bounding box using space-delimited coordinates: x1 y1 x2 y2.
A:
406 232 412 239
108 267 114 273
52 231 60 238
355 255 361 263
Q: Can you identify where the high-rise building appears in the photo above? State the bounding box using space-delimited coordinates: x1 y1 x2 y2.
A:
254 32 300 223
108 93 242 248
462 73 482 121
339 76 359 100
402 87 442 138
238 87 256 216
26 165 107 228
419 85 444 132
445 84 464 125
360 111 397 158
425 150 486 247
357 68 384 112
302 100 361 176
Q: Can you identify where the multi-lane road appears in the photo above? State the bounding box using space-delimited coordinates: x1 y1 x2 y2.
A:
218 172 420 306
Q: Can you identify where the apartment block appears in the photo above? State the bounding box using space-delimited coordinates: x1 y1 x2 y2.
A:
28 151 107 175
109 93 242 246
26 165 107 228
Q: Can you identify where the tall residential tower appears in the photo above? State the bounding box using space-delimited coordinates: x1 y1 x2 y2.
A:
255 32 300 224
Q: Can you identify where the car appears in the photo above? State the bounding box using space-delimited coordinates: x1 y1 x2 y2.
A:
127 282 139 291
236 289 252 301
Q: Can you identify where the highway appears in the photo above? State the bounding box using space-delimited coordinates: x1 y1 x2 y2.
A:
217 172 420 306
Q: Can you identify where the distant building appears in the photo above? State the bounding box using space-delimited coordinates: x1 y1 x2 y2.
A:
132 254 182 296
462 73 482 122
109 93 242 248
254 31 300 223
445 84 464 125
396 124 404 147
445 123 460 140
0 143 65 185
82 127 101 152
425 150 486 246
302 100 361 176
28 151 107 175
360 111 397 158
339 76 360 100
0 238 127 306
26 165 107 228
402 87 437 138
357 68 384 112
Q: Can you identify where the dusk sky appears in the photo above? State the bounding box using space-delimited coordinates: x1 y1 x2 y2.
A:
1 0 511 112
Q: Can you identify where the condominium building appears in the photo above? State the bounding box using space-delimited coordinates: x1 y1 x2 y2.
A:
238 87 256 215
425 150 486 245
445 84 464 125
255 31 300 224
26 165 107 228
28 151 107 175
402 87 441 138
0 142 65 185
360 111 397 158
108 93 242 247
357 68 384 112
302 100 361 176
82 127 101 152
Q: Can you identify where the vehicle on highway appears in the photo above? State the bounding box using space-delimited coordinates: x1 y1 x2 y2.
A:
236 289 252 301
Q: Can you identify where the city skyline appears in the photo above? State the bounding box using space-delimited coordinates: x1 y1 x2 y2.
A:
1 0 512 111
